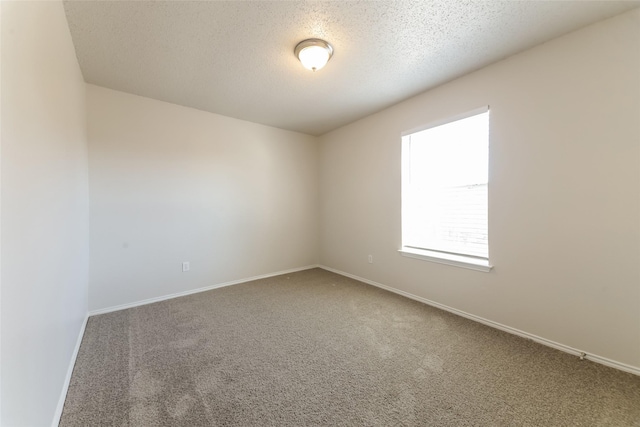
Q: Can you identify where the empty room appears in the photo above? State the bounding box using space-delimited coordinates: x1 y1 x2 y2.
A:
2 1 640 426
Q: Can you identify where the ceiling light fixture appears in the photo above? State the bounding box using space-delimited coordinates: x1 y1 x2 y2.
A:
295 38 333 72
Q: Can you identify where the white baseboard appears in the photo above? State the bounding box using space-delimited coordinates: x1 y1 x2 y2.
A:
89 264 320 316
319 265 640 377
52 313 89 427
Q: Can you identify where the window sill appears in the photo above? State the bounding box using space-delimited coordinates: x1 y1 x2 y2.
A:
399 247 493 272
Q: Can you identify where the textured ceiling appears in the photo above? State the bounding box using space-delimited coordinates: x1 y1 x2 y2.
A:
63 1 639 136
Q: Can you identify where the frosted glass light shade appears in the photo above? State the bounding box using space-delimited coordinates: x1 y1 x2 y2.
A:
295 39 333 71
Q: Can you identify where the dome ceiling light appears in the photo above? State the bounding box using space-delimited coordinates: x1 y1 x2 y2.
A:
294 38 333 72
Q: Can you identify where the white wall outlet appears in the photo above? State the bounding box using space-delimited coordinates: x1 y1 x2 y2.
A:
182 261 190 272
368 255 373 264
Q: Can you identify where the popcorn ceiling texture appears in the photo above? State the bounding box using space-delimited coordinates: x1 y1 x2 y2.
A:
60 268 640 426
62 1 638 136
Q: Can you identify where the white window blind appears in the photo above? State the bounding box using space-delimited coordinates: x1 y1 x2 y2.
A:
402 108 489 260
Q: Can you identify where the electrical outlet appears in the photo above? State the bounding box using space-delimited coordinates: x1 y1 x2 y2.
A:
182 261 190 272
368 255 373 264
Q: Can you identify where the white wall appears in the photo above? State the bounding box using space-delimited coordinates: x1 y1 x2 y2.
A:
319 9 640 369
1 1 90 426
87 85 319 311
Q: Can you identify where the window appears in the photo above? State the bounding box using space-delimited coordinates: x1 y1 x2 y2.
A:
400 107 491 272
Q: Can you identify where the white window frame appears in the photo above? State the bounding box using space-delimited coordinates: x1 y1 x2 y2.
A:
399 106 493 272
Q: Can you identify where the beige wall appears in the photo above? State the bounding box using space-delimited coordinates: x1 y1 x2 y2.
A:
319 9 640 369
87 85 319 311
1 1 90 425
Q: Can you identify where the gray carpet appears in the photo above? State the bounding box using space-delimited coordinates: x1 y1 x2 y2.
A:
60 268 640 426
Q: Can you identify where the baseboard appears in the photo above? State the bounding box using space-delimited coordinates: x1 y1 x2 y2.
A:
319 265 640 377
89 264 320 316
51 313 89 427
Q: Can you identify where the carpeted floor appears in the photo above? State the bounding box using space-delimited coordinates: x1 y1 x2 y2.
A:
60 268 640 426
